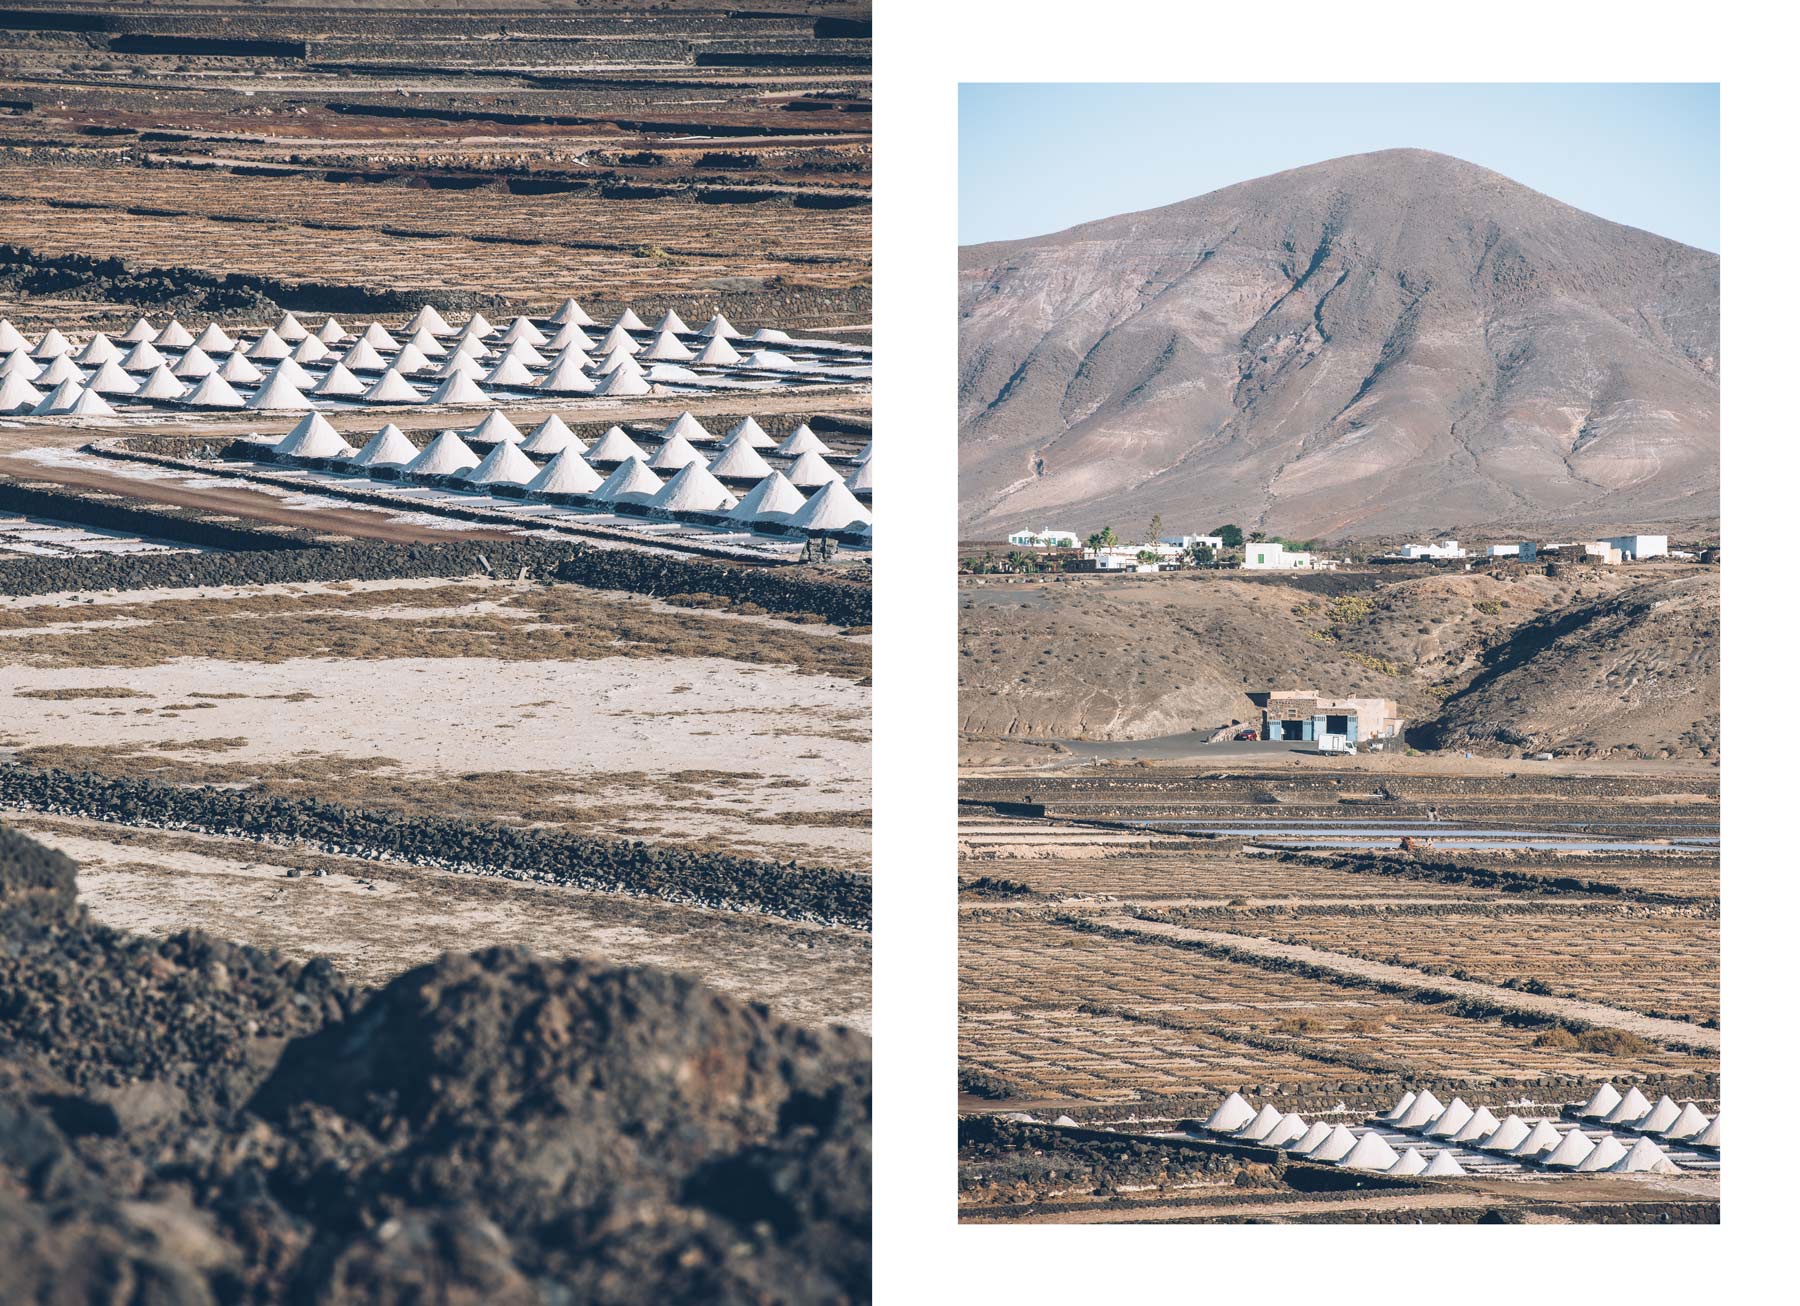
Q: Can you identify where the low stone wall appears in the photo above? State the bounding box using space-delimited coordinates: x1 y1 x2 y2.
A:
0 765 871 930
0 536 558 597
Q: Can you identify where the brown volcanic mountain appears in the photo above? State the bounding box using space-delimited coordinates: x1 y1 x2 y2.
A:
958 149 1718 541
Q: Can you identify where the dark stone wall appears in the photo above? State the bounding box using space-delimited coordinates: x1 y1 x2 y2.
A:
0 766 870 930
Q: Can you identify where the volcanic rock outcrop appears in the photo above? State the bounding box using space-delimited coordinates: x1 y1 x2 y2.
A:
0 822 870 1304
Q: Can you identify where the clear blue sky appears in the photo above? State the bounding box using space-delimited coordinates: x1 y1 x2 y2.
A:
960 84 1719 252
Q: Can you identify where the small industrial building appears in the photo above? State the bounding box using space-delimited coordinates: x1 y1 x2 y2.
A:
1603 533 1668 560
1007 528 1080 548
1242 541 1316 570
1251 690 1404 745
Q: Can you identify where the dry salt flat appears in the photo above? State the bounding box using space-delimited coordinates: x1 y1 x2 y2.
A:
4 655 871 867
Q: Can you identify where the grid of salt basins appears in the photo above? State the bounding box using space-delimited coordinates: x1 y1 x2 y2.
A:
0 299 869 421
1185 1081 1718 1178
241 407 872 548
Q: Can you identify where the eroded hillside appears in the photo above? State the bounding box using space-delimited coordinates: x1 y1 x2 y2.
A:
959 566 1718 758
959 149 1717 541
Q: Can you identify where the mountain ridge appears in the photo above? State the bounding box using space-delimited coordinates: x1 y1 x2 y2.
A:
958 148 1719 541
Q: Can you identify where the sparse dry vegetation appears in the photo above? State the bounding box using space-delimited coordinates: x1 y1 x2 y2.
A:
1 582 871 681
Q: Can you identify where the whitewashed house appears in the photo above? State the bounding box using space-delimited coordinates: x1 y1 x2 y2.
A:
1160 534 1225 552
1007 528 1080 548
1241 542 1315 571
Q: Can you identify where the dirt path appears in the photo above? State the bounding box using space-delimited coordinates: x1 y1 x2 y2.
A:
0 455 519 544
1095 914 1720 1050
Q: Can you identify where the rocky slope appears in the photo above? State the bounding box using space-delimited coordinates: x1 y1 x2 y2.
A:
959 567 1718 758
1421 571 1719 757
0 823 870 1305
959 149 1718 541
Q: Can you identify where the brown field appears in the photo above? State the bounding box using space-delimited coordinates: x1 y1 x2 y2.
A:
1209 909 1718 1026
0 168 869 322
960 912 1711 1106
958 762 1719 1221
0 1 870 331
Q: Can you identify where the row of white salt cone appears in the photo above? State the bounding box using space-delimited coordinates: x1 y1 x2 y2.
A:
266 411 873 533
1201 1082 1717 1177
0 302 837 416
1 300 797 362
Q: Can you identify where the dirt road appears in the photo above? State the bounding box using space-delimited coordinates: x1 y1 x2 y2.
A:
0 455 520 545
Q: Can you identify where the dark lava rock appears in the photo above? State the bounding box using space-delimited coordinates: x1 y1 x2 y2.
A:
0 822 870 1304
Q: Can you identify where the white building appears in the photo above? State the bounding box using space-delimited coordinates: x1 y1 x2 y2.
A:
1486 542 1538 561
1093 542 1184 569
1160 534 1225 552
1242 541 1316 571
1399 539 1466 560
1089 552 1157 572
1007 528 1080 548
1602 533 1668 560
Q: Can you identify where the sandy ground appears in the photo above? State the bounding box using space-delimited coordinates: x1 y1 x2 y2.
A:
15 814 869 1034
4 649 869 867
967 1172 1720 1223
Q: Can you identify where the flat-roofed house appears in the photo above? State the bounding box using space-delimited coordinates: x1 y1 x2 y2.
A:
1399 539 1466 560
1161 534 1224 551
1242 541 1314 570
1252 690 1404 744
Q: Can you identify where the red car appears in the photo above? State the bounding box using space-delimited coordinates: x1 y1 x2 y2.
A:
1234 728 1260 742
